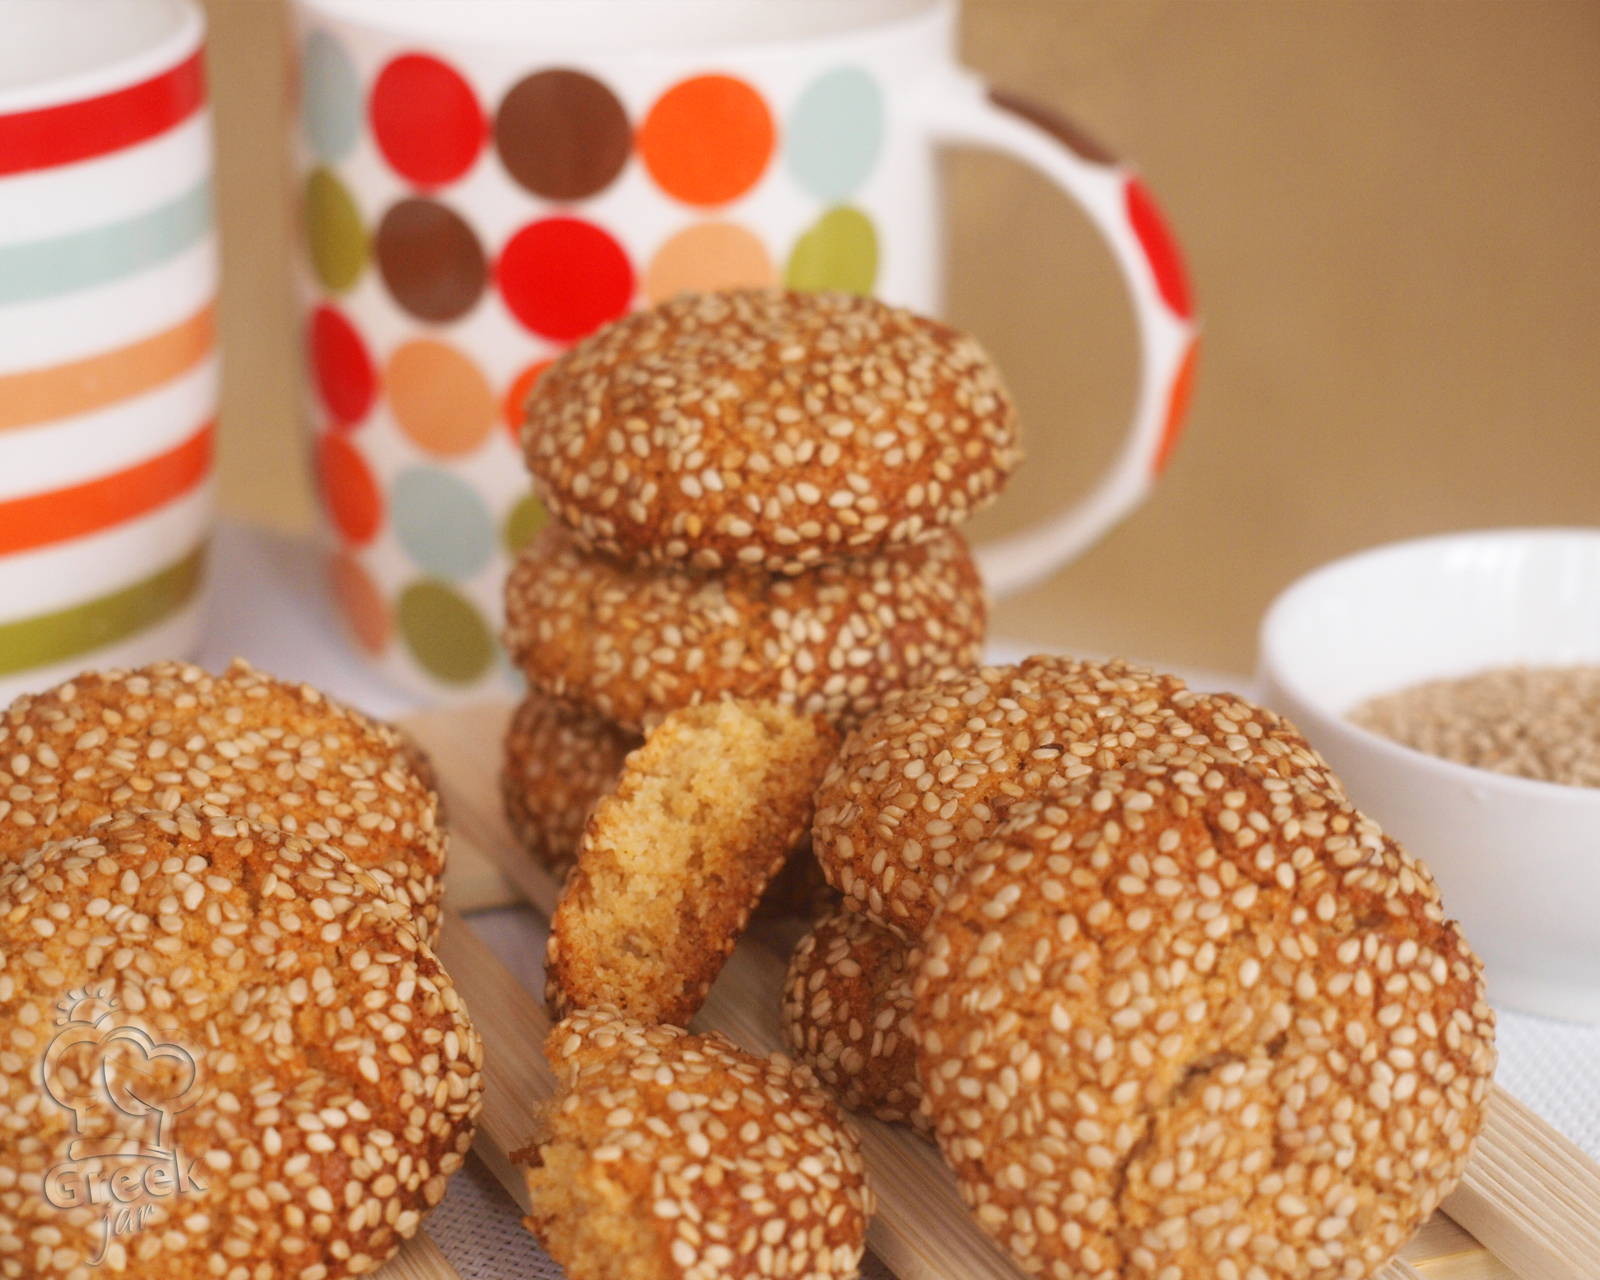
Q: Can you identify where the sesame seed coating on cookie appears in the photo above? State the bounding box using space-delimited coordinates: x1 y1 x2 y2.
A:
779 909 928 1136
504 527 986 735
547 701 839 1026
914 722 1494 1280
0 809 483 1280
0 661 448 945
524 1007 874 1280
812 657 1190 942
522 289 1021 574
502 690 643 876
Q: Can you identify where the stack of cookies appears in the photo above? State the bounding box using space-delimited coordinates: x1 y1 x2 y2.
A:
500 288 1020 886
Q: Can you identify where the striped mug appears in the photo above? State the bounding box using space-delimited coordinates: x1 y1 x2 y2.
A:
0 0 217 707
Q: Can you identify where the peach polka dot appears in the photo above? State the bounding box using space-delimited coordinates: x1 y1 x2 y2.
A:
386 339 495 457
645 222 773 304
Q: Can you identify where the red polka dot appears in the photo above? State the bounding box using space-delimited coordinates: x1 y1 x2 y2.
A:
1125 178 1193 320
1153 338 1198 475
309 305 375 426
371 54 484 187
318 433 382 545
497 218 633 342
503 359 554 438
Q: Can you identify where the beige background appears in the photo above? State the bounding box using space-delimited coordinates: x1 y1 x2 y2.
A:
200 0 1600 676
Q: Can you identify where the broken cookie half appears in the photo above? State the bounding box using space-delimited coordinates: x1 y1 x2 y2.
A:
546 698 840 1026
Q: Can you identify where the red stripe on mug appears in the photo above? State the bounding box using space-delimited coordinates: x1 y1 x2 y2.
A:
1124 177 1193 321
0 49 205 177
0 419 213 556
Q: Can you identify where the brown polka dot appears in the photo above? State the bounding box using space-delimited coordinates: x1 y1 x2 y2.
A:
376 197 486 322
495 69 630 200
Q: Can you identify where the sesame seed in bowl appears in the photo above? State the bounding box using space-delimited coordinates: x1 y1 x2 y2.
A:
1258 527 1600 1023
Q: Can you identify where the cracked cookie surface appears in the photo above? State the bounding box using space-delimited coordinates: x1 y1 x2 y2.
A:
914 703 1495 1280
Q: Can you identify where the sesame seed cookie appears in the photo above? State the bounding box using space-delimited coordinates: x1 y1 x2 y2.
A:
524 1006 874 1280
813 656 1193 942
502 689 643 876
914 742 1495 1279
779 909 928 1135
522 289 1021 574
503 526 986 734
1 809 483 1280
546 700 840 1026
0 660 448 944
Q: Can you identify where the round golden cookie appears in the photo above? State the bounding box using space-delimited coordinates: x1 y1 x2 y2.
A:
524 1006 874 1280
780 908 928 1135
504 526 985 734
522 289 1021 574
0 660 448 944
502 690 642 875
0 809 483 1280
914 746 1495 1280
811 656 1350 943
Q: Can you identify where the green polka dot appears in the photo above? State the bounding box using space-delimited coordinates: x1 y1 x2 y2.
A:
503 492 548 554
306 167 367 293
398 580 494 684
785 206 877 296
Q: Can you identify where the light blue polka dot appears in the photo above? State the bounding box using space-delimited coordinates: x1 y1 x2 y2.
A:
391 467 495 582
786 67 884 202
302 30 362 163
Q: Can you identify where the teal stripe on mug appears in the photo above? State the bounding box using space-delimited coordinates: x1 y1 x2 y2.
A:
0 177 211 306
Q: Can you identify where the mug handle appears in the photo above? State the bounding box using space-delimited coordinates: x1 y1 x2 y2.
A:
907 70 1200 599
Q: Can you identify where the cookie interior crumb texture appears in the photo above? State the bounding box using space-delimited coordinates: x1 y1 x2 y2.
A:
1350 664 1600 788
524 1008 873 1280
547 700 840 1025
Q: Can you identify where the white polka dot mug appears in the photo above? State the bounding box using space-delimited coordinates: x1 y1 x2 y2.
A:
293 0 1197 700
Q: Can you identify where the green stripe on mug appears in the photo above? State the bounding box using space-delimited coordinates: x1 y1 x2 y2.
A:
0 542 205 676
0 178 211 306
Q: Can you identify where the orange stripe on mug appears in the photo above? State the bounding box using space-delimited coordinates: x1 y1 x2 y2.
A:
0 420 213 556
0 303 214 432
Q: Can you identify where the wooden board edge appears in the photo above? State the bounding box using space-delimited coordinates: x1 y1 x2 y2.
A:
1441 1085 1600 1280
378 1232 463 1280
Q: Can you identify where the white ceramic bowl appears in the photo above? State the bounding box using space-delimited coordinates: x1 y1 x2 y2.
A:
1257 528 1600 1024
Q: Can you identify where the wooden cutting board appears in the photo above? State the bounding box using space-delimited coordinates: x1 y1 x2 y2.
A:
407 701 1600 1280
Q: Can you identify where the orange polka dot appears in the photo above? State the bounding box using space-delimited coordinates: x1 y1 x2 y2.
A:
318 433 382 544
638 75 774 207
645 222 773 304
331 550 390 654
1154 338 1198 475
386 339 495 456
503 359 554 439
